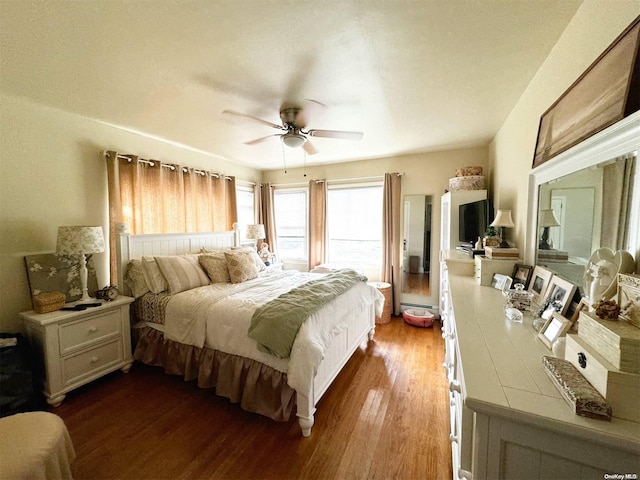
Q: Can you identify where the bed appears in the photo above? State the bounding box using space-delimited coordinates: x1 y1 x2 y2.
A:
116 230 383 436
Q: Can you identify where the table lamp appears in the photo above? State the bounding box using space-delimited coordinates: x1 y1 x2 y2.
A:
490 210 514 248
538 209 560 250
56 226 105 302
246 224 265 248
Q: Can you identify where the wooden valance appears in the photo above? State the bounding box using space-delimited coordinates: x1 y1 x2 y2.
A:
533 16 640 168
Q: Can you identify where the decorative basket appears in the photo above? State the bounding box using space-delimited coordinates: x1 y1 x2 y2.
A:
448 175 486 192
455 166 483 177
33 292 65 314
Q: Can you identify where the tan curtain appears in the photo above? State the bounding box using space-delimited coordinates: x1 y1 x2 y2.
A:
308 179 327 271
258 183 277 255
106 151 237 282
601 154 636 250
382 173 402 315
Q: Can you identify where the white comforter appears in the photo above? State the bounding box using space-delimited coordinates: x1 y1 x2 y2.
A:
163 270 384 394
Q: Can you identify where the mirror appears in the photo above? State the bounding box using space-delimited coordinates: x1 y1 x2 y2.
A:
402 195 433 304
528 111 640 295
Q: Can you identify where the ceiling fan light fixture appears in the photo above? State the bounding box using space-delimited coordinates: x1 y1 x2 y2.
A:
281 133 306 149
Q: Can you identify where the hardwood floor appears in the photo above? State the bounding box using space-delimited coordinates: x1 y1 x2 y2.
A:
402 272 431 296
52 317 452 480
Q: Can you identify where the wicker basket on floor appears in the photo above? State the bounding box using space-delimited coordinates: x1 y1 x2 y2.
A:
369 282 392 324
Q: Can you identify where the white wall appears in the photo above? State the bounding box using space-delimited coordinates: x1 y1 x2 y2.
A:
489 1 640 250
0 94 261 333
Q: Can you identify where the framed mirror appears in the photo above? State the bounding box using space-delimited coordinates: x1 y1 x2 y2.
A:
401 194 434 307
526 111 640 295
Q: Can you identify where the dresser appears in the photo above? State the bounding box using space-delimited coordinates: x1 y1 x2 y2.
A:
441 261 639 480
21 296 135 406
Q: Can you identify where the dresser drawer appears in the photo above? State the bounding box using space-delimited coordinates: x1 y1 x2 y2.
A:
59 309 121 354
62 338 123 385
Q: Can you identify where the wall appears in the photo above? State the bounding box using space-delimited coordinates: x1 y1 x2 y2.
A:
263 146 489 305
0 94 261 333
489 1 640 251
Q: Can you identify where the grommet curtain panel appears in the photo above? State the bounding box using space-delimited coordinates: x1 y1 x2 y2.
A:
308 179 327 271
382 172 402 315
105 151 237 284
255 183 278 257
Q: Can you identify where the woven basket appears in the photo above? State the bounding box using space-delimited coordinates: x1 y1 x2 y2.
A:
33 292 65 314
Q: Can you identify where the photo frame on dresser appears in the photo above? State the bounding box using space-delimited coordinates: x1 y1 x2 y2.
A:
511 263 533 288
537 311 573 348
528 266 553 304
541 275 577 316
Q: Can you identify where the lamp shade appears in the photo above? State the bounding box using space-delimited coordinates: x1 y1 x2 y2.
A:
246 224 265 241
490 210 514 228
56 226 105 255
539 209 561 227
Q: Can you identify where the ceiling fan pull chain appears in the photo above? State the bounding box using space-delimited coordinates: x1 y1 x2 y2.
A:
281 141 287 174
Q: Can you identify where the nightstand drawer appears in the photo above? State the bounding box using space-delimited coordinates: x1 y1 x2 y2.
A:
62 338 123 385
59 309 121 354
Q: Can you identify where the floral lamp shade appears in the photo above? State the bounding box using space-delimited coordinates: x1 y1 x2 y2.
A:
246 224 265 241
56 226 105 255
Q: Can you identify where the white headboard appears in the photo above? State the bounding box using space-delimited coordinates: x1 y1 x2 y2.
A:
117 230 237 295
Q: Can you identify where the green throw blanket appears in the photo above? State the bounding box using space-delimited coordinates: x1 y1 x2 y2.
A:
248 269 368 359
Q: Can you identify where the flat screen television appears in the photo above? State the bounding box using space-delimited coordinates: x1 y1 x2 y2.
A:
459 199 493 247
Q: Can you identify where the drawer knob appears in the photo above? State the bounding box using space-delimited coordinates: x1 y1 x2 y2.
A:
449 381 461 393
578 352 587 368
88 326 98 333
90 356 99 364
449 433 459 444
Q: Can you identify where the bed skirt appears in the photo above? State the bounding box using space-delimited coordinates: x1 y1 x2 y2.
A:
133 326 296 421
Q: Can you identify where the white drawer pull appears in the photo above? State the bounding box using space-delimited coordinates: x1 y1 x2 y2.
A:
88 327 98 333
449 433 459 444
449 381 461 393
89 356 99 364
443 361 453 370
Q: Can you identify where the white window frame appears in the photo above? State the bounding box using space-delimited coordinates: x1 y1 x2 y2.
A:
273 186 309 262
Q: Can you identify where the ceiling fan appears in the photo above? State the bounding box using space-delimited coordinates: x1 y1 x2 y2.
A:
222 103 364 155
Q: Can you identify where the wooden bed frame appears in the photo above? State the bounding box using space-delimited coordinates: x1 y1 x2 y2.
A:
117 229 376 436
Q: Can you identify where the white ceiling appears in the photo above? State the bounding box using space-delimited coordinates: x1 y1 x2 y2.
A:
0 0 582 171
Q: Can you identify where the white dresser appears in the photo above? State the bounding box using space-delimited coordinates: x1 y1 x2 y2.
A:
441 261 640 480
21 296 134 406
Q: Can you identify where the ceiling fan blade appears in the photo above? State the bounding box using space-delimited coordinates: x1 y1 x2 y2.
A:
307 129 364 141
303 140 318 155
222 110 284 130
244 134 281 145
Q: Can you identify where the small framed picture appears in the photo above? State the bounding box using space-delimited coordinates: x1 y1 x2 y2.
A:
537 311 572 348
542 275 577 316
528 266 553 304
492 273 513 291
511 263 533 288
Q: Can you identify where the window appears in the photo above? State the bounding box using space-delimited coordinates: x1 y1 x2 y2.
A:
274 188 308 260
327 184 383 266
236 185 255 240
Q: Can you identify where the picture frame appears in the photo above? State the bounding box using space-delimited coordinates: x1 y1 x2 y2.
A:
491 273 512 292
528 266 553 304
542 275 577 316
618 273 640 328
511 263 533 288
537 311 573 349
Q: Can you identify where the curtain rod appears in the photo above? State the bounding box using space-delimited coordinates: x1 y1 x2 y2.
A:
103 151 232 180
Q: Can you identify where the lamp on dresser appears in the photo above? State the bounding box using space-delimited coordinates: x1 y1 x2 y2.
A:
56 226 105 303
490 210 514 248
538 209 561 250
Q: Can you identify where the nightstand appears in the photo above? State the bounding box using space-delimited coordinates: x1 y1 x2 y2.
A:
20 296 135 406
265 262 284 271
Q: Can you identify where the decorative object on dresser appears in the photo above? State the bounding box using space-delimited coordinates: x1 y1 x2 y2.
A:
20 296 135 407
583 248 635 305
56 226 106 303
32 292 66 314
491 273 512 292
483 246 519 259
489 209 514 248
537 311 573 349
537 208 561 250
474 255 518 286
533 16 640 168
617 273 640 328
528 266 553 304
540 275 577 316
511 263 533 287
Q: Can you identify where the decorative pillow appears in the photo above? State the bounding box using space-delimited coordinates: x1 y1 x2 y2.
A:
231 246 266 272
141 256 169 294
225 249 259 283
199 251 231 283
154 254 210 295
124 259 150 298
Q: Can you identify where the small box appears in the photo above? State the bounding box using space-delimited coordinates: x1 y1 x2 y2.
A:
483 246 520 259
565 334 640 422
33 292 66 314
474 255 518 286
578 311 640 374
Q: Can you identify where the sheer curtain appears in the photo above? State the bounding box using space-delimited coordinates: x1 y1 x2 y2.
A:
381 172 402 315
308 179 327 271
105 151 237 283
601 153 636 250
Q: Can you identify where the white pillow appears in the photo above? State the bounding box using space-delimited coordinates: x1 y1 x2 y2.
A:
154 254 210 295
141 256 169 294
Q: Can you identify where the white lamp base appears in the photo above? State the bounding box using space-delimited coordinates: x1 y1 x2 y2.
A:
77 254 97 304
